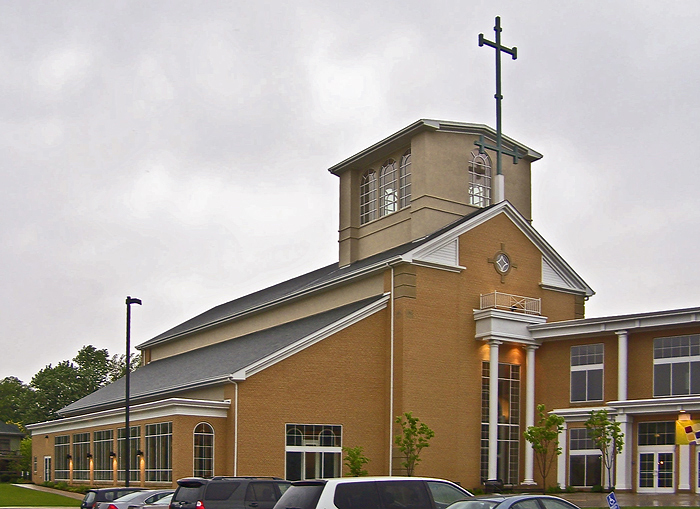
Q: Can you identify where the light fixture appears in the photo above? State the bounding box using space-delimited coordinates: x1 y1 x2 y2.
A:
109 452 117 458
86 452 93 459
136 450 144 457
66 454 72 460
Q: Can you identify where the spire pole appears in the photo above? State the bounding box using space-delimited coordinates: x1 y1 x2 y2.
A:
476 16 522 203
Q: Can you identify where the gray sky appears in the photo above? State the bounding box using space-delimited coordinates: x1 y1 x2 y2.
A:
2 1 699 384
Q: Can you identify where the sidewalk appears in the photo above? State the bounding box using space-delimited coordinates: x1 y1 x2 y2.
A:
10 483 84 500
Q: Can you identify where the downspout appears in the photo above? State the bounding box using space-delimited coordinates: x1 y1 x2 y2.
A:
389 264 395 475
229 378 239 476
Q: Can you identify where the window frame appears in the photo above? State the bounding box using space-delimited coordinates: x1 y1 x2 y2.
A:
653 334 700 397
284 424 342 481
145 422 172 483
193 422 214 478
399 150 411 209
570 344 604 403
360 170 377 225
93 429 114 481
468 150 492 208
379 160 398 217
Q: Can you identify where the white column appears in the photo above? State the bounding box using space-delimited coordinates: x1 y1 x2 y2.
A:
679 444 691 490
615 413 632 490
557 421 568 488
523 345 538 485
616 330 628 401
488 340 502 480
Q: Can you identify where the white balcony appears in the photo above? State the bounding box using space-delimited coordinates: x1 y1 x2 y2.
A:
474 292 546 344
480 291 541 315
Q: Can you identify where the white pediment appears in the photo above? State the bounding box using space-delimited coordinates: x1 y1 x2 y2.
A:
541 257 581 293
411 238 461 269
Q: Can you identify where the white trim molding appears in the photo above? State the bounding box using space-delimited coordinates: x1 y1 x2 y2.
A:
26 398 231 435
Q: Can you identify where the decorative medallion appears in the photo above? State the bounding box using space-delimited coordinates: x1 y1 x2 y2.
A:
488 243 517 283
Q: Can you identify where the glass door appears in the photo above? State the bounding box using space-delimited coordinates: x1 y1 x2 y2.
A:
638 448 675 493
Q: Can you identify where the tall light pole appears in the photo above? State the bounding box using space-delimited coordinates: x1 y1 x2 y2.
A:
125 296 142 487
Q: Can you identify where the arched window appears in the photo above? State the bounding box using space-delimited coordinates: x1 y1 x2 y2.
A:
193 423 214 477
286 427 303 446
379 160 397 217
469 150 492 208
360 170 377 224
399 150 411 209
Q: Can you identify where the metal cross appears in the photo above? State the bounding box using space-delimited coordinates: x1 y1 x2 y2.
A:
476 16 522 176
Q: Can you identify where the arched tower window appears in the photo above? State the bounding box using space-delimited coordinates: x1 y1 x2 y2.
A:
379 160 397 217
399 150 411 209
360 170 377 224
469 150 492 208
193 423 214 477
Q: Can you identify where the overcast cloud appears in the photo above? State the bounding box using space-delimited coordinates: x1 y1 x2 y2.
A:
2 1 699 383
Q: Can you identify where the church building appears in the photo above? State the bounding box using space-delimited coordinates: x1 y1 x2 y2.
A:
28 119 700 494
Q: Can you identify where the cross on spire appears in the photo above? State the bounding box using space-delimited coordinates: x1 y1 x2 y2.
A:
476 16 523 183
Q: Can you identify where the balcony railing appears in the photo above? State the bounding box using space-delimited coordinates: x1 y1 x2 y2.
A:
480 291 541 315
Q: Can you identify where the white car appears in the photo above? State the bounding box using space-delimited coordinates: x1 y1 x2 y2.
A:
272 476 472 509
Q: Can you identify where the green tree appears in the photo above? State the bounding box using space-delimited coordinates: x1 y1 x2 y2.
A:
107 352 142 381
0 377 39 425
585 409 624 490
30 360 82 421
394 412 435 476
343 446 370 476
523 404 565 491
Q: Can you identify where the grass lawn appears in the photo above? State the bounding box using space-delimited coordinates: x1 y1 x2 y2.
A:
0 483 81 506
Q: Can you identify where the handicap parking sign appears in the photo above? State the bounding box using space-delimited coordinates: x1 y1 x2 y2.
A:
606 492 619 509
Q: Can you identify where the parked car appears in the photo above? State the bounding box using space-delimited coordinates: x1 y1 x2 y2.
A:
446 495 582 509
272 476 472 509
96 489 174 509
148 494 173 508
170 476 291 509
81 488 146 509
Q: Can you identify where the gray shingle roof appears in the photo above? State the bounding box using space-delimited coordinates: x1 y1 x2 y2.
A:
137 205 495 350
0 422 24 436
60 295 386 416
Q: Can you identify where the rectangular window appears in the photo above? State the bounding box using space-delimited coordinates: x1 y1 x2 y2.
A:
638 422 675 446
570 344 604 402
569 428 602 487
285 424 342 481
145 422 172 482
93 430 114 481
480 362 520 485
118 426 140 482
654 335 700 397
55 435 69 481
72 432 90 481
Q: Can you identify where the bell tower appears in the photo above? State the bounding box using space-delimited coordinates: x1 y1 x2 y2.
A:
329 119 542 267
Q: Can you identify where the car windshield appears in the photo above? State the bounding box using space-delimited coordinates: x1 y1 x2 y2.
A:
447 500 501 509
114 492 148 503
151 494 173 506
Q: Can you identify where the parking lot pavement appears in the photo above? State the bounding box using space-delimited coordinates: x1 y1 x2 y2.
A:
558 491 700 507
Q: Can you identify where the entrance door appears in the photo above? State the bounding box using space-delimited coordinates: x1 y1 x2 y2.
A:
43 456 51 482
638 448 675 493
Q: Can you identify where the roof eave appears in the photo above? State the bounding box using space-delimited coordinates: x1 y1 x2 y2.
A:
327 119 543 176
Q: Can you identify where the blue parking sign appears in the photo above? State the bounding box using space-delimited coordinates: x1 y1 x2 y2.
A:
606 492 620 509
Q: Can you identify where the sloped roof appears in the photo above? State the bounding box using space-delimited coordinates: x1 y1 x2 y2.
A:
0 422 24 436
60 295 387 417
138 201 593 351
137 205 496 350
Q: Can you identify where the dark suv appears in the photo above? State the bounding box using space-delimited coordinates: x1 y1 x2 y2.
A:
170 477 291 509
81 488 146 509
